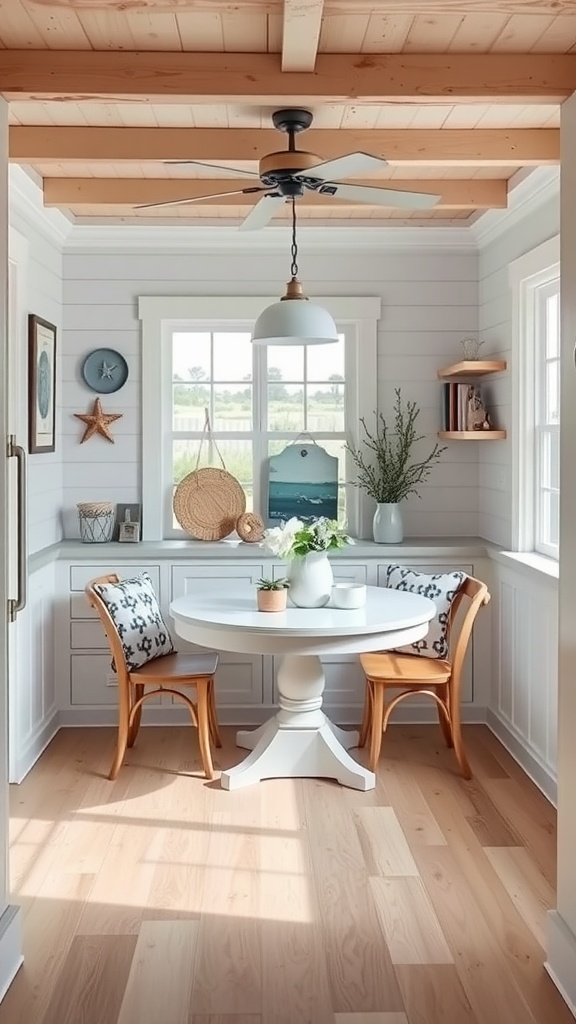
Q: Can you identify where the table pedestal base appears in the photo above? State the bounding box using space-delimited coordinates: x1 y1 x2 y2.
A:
220 715 375 791
220 653 376 792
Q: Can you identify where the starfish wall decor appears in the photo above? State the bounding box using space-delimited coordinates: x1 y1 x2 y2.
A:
75 398 123 444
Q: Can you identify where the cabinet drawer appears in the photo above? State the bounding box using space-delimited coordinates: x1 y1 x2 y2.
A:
171 564 265 600
70 593 98 619
71 620 108 649
70 564 161 592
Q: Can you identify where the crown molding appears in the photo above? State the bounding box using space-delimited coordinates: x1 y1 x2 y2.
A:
9 166 73 249
63 222 477 255
470 167 559 249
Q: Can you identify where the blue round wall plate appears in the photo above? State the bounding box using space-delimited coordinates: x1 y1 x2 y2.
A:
82 348 129 394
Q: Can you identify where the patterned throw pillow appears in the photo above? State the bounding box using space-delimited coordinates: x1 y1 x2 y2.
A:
385 564 466 659
93 572 175 671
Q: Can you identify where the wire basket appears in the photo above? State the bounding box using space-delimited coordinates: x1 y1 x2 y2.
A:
77 502 115 543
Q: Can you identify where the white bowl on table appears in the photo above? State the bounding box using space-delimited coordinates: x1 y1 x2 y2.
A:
330 583 367 609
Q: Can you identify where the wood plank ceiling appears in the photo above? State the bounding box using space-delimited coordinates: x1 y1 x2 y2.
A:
0 0 571 229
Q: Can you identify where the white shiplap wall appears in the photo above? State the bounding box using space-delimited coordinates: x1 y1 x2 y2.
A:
477 172 560 547
10 171 65 554
61 243 479 538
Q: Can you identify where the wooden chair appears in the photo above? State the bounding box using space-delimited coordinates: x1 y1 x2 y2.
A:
358 575 490 778
86 574 221 781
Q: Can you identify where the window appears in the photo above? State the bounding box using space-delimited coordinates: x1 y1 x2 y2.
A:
139 296 380 541
170 329 348 528
534 280 560 557
510 236 560 559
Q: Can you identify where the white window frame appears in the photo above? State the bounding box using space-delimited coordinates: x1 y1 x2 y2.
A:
139 295 380 541
509 235 560 557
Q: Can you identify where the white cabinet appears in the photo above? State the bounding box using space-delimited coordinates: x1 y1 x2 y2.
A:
53 551 487 728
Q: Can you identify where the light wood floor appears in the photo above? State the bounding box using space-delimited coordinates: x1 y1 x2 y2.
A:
0 723 571 1024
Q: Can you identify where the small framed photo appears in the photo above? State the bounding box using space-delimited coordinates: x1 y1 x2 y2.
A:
115 502 142 542
28 314 57 454
119 521 140 543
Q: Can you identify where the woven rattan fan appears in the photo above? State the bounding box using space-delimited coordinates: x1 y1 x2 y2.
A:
173 412 246 540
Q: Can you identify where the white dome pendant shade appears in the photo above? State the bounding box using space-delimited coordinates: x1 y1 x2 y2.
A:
252 276 338 346
251 197 338 346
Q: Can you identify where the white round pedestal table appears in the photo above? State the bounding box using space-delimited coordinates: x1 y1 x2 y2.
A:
170 585 435 793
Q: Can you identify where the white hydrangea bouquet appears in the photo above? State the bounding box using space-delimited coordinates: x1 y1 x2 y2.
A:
264 517 353 558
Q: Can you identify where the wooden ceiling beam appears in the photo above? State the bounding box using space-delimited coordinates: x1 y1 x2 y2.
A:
24 1 576 13
0 51 573 103
42 177 507 210
282 0 324 72
10 126 559 166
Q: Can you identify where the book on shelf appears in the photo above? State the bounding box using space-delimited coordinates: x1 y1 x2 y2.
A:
442 382 480 431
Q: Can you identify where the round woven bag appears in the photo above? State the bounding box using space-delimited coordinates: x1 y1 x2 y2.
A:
173 467 246 541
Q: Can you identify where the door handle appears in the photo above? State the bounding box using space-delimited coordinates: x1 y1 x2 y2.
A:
7 435 27 622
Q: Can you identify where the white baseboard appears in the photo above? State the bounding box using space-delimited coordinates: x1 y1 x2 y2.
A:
0 906 22 1004
57 702 487 729
546 911 576 1017
10 708 60 784
486 708 557 805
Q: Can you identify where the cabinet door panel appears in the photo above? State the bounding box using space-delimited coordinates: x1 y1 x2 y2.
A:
171 564 265 706
71 654 117 705
70 593 98 620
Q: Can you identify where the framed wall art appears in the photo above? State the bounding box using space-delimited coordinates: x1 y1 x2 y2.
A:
28 314 57 454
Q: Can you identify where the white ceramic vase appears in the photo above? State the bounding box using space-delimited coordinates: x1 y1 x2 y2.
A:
288 551 334 608
373 502 403 544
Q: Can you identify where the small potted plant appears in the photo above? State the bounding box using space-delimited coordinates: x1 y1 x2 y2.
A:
256 576 289 613
345 388 446 543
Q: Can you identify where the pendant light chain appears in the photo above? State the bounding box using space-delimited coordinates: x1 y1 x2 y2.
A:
290 197 299 279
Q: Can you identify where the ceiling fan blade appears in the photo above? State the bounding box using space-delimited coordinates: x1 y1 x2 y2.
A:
301 152 388 182
135 186 266 211
320 182 440 209
239 194 285 231
165 160 260 178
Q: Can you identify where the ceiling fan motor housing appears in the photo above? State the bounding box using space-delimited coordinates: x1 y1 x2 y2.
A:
259 150 322 195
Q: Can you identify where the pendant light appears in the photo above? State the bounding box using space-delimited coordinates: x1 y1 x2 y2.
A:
251 198 338 346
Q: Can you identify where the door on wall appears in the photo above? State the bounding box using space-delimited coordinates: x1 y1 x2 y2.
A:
7 230 29 782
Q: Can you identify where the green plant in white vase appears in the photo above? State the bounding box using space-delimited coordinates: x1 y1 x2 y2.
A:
345 388 446 543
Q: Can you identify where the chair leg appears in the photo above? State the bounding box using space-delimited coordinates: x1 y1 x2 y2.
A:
450 698 472 780
368 683 386 773
208 678 222 748
128 683 144 748
196 679 215 780
437 683 453 749
109 681 130 780
358 679 373 748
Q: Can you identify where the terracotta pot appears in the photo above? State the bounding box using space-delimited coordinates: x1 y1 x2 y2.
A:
256 588 288 613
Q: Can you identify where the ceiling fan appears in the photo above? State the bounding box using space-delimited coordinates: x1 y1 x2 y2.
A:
137 107 440 228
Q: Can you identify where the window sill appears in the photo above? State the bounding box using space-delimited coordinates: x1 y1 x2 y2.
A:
487 547 559 584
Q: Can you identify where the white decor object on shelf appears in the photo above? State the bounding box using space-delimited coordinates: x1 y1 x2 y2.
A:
373 502 404 544
460 337 484 360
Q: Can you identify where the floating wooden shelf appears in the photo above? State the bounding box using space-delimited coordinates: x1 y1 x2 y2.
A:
437 360 507 379
438 430 507 441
